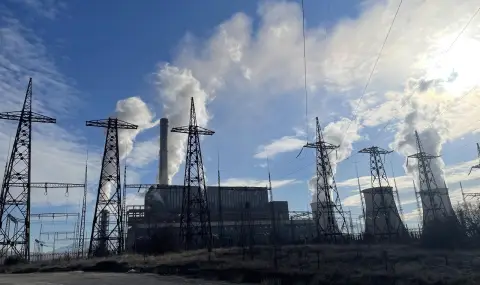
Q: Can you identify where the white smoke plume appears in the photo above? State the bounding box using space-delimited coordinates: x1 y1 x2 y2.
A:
155 64 211 183
308 118 363 203
99 97 159 199
392 78 451 190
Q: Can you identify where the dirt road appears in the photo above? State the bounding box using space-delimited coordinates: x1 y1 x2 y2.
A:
0 271 237 285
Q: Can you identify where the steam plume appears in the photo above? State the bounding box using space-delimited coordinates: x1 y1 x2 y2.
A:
392 78 450 189
155 64 211 182
308 118 362 203
100 97 159 199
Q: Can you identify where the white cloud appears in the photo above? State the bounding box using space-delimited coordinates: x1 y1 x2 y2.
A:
254 136 304 159
128 136 159 168
222 178 297 189
0 16 150 208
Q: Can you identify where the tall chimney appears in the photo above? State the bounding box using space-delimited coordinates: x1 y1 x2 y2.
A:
159 118 169 185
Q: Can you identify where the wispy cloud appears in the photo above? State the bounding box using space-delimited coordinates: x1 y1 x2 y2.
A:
222 177 298 189
7 0 66 20
254 136 304 159
0 13 146 207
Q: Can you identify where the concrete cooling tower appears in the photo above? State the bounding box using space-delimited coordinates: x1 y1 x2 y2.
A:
419 188 455 222
310 202 340 234
362 187 406 237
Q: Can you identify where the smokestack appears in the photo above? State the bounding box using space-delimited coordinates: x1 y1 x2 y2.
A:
159 118 169 185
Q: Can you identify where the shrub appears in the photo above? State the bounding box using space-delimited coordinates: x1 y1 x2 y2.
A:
3 255 25 266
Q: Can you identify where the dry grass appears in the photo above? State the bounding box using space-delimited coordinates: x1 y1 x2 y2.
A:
2 244 480 284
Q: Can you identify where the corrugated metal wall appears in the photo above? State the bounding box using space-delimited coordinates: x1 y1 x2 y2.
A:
144 185 270 222
145 185 268 210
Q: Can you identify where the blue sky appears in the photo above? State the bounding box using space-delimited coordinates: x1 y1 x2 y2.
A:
2 0 480 250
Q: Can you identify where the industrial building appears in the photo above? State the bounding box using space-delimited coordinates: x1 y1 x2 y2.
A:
126 184 291 248
126 117 294 249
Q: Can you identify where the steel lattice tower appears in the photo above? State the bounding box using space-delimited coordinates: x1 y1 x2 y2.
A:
359 146 404 239
408 130 448 223
86 118 138 257
77 156 88 258
0 78 56 260
172 97 214 251
468 143 480 175
303 117 347 241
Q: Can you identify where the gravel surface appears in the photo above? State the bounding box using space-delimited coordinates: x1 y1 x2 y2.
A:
0 272 237 285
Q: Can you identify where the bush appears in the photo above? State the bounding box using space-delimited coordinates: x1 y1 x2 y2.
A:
3 255 26 266
421 215 466 249
132 227 179 254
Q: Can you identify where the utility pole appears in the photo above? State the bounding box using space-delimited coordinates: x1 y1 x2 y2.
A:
390 159 405 221
86 118 138 257
78 155 88 258
412 180 423 226
267 157 279 268
172 97 214 251
217 150 223 244
354 161 366 220
122 162 127 252
0 78 56 261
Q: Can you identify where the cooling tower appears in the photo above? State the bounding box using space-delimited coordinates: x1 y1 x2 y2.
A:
362 187 406 237
310 202 340 234
419 188 455 222
98 209 109 253
159 118 169 185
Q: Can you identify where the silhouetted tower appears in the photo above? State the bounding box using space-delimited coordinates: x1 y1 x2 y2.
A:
359 146 405 239
390 160 405 221
217 150 223 243
0 78 56 260
77 154 88 258
86 118 138 257
412 180 423 225
303 117 347 241
407 131 448 223
171 97 214 251
468 143 480 175
267 157 279 268
122 162 127 251
354 161 366 220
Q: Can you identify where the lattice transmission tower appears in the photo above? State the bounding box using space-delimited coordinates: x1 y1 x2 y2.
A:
86 118 138 257
303 117 347 242
172 97 214 251
407 131 448 224
468 143 480 175
0 78 56 260
359 146 405 240
77 154 88 257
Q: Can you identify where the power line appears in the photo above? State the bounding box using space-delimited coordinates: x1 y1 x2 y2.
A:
274 4 480 184
365 6 480 144
301 0 309 143
339 0 403 148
